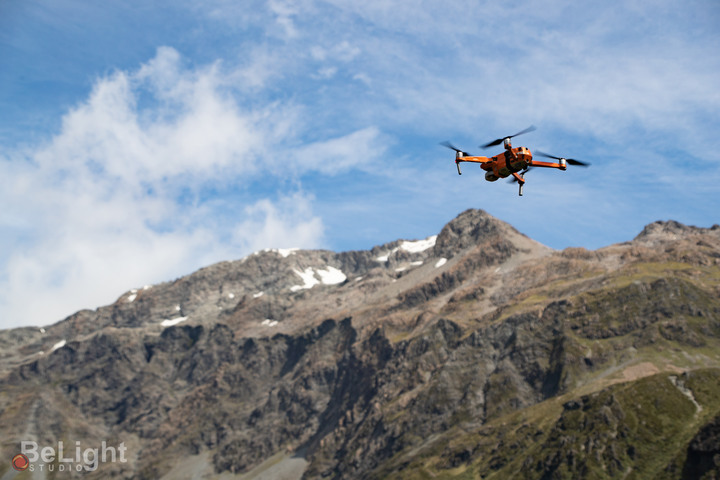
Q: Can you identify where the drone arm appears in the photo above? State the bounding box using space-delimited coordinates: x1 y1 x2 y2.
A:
455 154 492 175
528 159 567 171
454 155 490 175
456 156 491 165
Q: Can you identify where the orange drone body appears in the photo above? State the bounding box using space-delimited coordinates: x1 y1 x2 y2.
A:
456 147 566 181
442 126 589 196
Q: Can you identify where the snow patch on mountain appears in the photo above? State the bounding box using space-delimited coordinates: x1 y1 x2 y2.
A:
290 266 347 291
375 248 397 262
400 235 437 253
51 339 66 352
316 266 346 285
161 317 188 327
290 268 319 291
376 235 437 262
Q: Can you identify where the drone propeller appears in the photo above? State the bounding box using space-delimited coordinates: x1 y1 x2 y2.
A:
440 141 470 157
535 151 591 167
481 125 536 149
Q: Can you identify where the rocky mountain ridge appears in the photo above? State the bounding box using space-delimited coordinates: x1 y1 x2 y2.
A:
1 209 719 479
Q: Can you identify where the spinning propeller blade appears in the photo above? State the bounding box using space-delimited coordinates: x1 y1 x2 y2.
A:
440 141 469 157
535 151 591 167
481 125 536 149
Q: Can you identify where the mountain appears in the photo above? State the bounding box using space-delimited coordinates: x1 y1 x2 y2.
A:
1 209 719 479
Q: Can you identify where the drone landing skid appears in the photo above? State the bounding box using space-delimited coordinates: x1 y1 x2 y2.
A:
511 172 525 196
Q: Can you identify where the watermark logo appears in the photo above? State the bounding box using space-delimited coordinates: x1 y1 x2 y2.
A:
13 440 128 473
11 453 29 471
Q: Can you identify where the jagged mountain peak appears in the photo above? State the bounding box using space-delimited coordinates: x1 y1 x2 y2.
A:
0 209 544 374
634 219 720 245
433 208 539 259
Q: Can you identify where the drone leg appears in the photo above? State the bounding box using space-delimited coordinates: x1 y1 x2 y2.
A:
456 161 462 175
510 171 525 196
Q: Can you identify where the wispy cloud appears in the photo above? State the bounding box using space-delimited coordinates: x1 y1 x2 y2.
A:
233 193 324 253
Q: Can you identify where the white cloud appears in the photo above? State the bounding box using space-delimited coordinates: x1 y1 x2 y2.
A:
41 47 264 184
231 46 289 89
268 0 301 38
212 0 719 151
290 126 388 175
310 41 361 63
0 47 341 328
315 66 338 79
233 193 324 253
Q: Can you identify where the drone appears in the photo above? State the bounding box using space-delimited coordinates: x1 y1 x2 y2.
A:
441 126 590 196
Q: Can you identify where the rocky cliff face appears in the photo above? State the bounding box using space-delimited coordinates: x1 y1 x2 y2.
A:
1 209 719 479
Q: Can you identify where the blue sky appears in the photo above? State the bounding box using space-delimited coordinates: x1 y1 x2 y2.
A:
1 0 719 328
